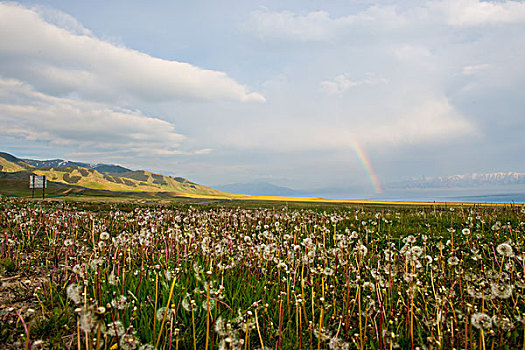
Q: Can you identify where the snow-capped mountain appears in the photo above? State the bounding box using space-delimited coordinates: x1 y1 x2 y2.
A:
22 158 131 173
390 172 525 189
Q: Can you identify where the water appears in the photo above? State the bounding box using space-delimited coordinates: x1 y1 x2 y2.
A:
315 188 525 203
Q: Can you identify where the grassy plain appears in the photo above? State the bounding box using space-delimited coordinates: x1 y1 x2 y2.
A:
1 194 525 350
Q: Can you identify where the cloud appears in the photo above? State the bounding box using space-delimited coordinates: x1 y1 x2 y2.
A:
0 2 264 103
393 44 432 64
213 95 477 153
362 97 477 146
462 63 491 75
320 73 388 95
244 1 525 43
31 4 93 36
243 5 405 42
435 0 525 26
0 78 187 156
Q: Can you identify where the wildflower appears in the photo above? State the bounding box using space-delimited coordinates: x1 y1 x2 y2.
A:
277 261 287 270
462 228 470 235
516 277 525 289
447 256 460 266
357 245 368 257
411 246 423 258
323 267 334 276
108 272 117 285
471 312 492 329
100 232 110 240
79 309 96 333
67 284 82 304
182 294 192 312
202 299 216 311
193 262 203 274
496 243 514 257
491 283 513 299
491 315 514 330
105 320 125 337
89 258 103 270
111 295 128 310
215 316 226 336
120 333 140 350
32 340 44 349
156 306 175 321
403 235 416 244
313 326 331 341
384 250 393 262
328 336 350 350
72 264 83 275
64 239 73 246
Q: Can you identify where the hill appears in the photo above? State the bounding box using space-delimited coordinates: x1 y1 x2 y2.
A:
0 152 228 198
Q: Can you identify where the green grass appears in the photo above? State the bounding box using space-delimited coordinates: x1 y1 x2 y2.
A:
1 196 525 349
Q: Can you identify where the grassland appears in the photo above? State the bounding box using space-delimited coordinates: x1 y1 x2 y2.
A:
1 195 525 350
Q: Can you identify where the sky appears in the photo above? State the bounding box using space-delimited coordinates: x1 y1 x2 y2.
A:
1 0 525 195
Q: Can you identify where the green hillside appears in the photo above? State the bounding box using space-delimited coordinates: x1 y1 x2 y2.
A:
0 152 230 198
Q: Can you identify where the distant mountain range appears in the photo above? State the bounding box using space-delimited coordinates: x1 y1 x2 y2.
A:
388 172 525 189
0 152 228 197
22 158 131 174
3 151 524 201
215 181 300 196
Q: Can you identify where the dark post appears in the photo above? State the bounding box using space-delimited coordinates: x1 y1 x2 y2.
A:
42 175 46 200
31 175 35 198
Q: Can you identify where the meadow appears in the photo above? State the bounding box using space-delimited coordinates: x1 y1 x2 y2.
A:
1 196 525 349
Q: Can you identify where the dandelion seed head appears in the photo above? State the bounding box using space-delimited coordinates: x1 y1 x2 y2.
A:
447 256 460 266
491 283 513 299
67 283 82 304
497 243 514 257
471 312 492 330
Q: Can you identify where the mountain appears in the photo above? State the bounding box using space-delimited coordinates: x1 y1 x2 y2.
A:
22 158 131 173
215 181 300 196
389 172 525 189
0 152 228 197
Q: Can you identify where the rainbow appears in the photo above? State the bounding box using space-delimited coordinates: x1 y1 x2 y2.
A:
351 140 383 194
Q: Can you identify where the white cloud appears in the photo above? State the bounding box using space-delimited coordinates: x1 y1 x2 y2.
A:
362 98 477 146
436 0 525 26
320 73 388 95
244 1 525 43
0 2 264 103
214 95 477 152
243 5 406 42
0 78 187 156
31 4 93 36
393 44 432 63
462 63 491 75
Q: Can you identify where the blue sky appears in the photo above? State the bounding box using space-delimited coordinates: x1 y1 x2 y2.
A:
1 0 525 195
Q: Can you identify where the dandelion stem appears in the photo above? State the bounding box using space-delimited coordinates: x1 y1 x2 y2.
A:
155 275 177 349
153 273 158 346
205 276 211 350
255 308 265 350
191 307 196 350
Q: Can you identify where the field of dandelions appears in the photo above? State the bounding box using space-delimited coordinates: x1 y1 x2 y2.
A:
2 197 525 349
